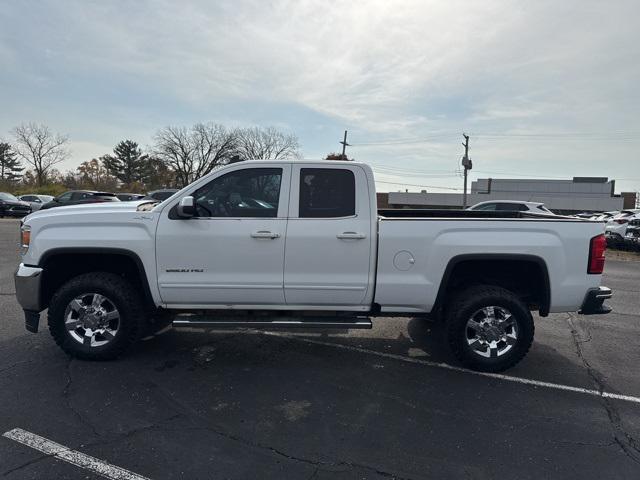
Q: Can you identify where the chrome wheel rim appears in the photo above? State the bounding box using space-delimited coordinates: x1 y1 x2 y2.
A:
64 293 120 347
465 306 518 358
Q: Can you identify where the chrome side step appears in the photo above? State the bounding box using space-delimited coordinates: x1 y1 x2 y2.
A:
172 315 372 330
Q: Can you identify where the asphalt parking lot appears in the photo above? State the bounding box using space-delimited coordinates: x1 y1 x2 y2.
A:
1 218 639 479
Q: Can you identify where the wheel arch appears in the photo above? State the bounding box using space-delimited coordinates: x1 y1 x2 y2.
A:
37 247 154 310
432 253 551 317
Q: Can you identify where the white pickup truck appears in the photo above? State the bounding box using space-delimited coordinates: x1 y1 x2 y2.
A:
15 160 612 372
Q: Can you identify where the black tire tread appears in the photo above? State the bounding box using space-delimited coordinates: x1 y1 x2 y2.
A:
48 272 146 360
446 285 534 372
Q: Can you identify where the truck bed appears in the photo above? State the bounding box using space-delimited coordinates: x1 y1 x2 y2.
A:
378 208 579 220
374 211 603 313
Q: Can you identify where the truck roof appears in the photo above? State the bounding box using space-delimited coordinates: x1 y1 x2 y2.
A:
236 159 365 167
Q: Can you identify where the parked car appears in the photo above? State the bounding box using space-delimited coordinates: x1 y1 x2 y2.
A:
624 219 640 249
605 209 640 240
40 191 120 210
18 194 55 211
591 211 619 222
467 200 554 214
144 189 179 202
574 212 597 219
15 160 611 373
116 193 146 202
0 192 31 217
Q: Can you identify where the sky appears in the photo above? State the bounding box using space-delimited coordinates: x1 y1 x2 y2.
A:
1 0 639 193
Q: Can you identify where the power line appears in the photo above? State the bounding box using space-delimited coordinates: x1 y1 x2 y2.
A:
350 130 640 147
350 133 459 146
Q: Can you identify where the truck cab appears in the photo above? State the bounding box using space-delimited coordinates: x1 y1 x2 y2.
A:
155 161 377 310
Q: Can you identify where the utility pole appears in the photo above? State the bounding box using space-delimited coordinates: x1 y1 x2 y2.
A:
339 130 350 158
461 133 472 208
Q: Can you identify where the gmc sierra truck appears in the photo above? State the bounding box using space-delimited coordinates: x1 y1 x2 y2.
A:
14 160 612 372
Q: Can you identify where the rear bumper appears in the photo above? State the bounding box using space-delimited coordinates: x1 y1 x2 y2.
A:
579 286 612 315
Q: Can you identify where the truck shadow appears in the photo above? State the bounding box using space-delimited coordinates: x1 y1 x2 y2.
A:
130 313 596 391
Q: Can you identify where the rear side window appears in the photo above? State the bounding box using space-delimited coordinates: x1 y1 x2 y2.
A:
95 194 118 201
299 168 355 218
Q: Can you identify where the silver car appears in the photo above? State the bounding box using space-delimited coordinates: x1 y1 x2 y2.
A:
18 194 55 211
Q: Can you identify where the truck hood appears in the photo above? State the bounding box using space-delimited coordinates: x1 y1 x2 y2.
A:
25 200 158 221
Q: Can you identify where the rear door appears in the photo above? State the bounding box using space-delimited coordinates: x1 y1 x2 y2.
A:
283 165 373 307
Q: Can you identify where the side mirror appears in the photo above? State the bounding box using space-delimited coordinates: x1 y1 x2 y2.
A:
177 196 195 218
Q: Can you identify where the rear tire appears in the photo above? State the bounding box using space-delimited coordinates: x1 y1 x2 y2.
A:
48 272 147 360
446 285 534 372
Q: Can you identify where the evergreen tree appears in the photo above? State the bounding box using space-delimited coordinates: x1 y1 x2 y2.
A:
0 142 23 182
101 140 149 186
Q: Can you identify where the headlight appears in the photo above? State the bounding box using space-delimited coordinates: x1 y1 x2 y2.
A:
20 224 31 254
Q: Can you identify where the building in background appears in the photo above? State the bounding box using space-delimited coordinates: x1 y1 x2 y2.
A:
383 177 637 214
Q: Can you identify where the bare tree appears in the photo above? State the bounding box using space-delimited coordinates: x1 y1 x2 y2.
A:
12 123 70 186
153 123 237 187
235 126 300 161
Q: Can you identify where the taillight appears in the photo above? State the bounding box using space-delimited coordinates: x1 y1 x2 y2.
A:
588 234 606 274
614 219 628 224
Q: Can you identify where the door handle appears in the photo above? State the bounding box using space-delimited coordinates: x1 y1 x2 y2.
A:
336 232 366 239
251 230 280 239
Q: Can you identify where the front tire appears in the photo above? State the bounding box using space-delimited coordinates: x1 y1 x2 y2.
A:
446 285 534 372
48 272 146 360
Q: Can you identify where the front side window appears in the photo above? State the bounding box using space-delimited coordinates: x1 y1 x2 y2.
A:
299 168 355 218
192 168 282 218
474 203 497 211
57 192 73 202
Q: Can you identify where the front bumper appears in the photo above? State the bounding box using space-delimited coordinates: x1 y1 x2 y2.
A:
14 264 43 332
3 206 31 217
579 286 613 315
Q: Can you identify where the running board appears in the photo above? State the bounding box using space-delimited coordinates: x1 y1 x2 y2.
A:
172 315 372 330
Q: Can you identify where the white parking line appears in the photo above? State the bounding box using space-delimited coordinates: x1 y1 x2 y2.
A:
273 334 640 405
2 428 151 480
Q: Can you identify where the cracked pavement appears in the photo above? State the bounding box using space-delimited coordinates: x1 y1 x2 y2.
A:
1 218 640 479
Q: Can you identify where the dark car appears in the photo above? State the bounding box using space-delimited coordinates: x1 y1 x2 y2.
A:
116 193 146 201
40 190 120 210
144 189 179 202
0 192 31 217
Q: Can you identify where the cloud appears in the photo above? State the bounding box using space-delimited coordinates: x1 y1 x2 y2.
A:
1 0 639 190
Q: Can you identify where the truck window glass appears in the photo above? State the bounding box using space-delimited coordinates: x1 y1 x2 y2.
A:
299 168 355 218
192 168 282 218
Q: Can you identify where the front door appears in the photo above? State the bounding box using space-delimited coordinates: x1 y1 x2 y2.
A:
156 165 290 306
284 165 373 307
